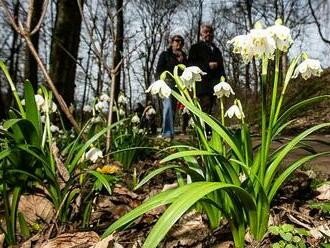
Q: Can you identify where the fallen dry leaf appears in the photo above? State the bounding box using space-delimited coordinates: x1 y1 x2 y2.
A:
0 233 4 248
18 194 55 225
40 231 99 248
316 183 330 200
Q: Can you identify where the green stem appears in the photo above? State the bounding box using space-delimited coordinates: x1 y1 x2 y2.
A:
220 98 226 156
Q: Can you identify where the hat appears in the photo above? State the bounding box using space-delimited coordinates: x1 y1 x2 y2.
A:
170 28 185 40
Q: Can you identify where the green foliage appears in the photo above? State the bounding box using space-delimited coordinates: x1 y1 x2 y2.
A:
309 201 330 215
269 224 309 248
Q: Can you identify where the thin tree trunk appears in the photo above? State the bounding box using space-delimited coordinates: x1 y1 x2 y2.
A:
24 0 43 91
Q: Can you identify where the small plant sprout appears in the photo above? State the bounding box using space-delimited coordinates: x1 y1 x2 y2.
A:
85 147 103 163
145 79 171 98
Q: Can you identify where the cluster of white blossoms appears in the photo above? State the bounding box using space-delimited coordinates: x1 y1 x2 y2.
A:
95 94 110 114
228 19 322 80
228 20 292 63
21 94 57 113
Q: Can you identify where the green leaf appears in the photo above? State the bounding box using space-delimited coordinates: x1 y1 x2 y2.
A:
134 164 180 190
269 225 280 235
160 150 216 164
280 232 293 242
102 185 189 239
292 235 301 243
24 80 41 139
142 182 256 248
272 242 282 248
18 212 30 238
281 224 294 233
87 170 112 195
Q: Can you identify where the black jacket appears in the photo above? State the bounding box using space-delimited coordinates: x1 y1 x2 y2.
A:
188 41 226 96
155 48 187 89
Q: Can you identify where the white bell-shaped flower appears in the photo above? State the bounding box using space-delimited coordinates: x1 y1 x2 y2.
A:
146 79 171 98
266 19 293 52
119 108 125 116
50 124 60 133
95 101 108 113
249 22 276 60
293 58 323 80
118 94 128 105
131 114 140 124
227 34 254 64
146 107 156 117
99 93 110 102
225 104 245 120
180 66 207 90
83 105 92 112
85 147 103 163
214 80 235 98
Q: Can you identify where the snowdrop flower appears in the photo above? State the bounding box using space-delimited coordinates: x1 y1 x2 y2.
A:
292 58 323 80
119 108 125 116
91 116 103 123
225 104 245 120
266 19 293 52
83 105 92 112
213 79 235 98
21 95 45 109
227 35 254 64
41 101 57 113
40 115 46 123
131 114 140 124
188 118 195 127
180 66 206 90
95 101 108 113
99 93 110 102
50 124 60 133
249 22 276 60
146 106 156 117
118 94 128 105
85 147 103 163
146 79 171 98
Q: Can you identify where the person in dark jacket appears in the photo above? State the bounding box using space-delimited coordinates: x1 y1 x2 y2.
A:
155 31 187 139
188 24 226 115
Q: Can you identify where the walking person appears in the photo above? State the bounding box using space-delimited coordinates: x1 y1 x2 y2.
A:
155 30 187 140
188 24 226 116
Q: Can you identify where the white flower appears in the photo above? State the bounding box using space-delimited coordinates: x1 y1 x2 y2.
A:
85 147 103 163
180 66 207 90
188 118 195 127
227 35 254 64
99 94 110 102
266 19 293 52
118 94 128 105
41 101 57 113
249 22 276 60
146 107 156 117
40 115 46 123
182 107 189 115
95 101 108 113
214 81 235 98
21 95 45 109
292 58 323 80
91 116 103 123
83 105 92 112
146 80 172 98
50 124 60 133
119 108 125 116
225 104 245 120
131 114 140 124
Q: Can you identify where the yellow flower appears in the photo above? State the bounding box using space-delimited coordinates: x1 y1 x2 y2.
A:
96 165 120 174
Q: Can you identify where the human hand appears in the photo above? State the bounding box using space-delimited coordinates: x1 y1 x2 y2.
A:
209 62 218 70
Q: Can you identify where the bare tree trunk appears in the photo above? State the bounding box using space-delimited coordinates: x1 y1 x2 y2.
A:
24 0 43 91
49 0 83 109
113 0 124 100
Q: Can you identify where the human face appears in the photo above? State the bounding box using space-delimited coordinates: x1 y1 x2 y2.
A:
171 36 184 51
201 27 214 43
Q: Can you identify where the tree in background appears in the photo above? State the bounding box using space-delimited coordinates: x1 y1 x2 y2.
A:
50 0 83 106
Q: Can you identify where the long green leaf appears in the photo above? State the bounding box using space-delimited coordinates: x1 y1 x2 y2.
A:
24 80 41 139
102 185 191 239
87 170 112 195
172 91 244 161
265 123 330 190
160 150 216 164
143 182 256 248
134 164 180 190
268 151 330 201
